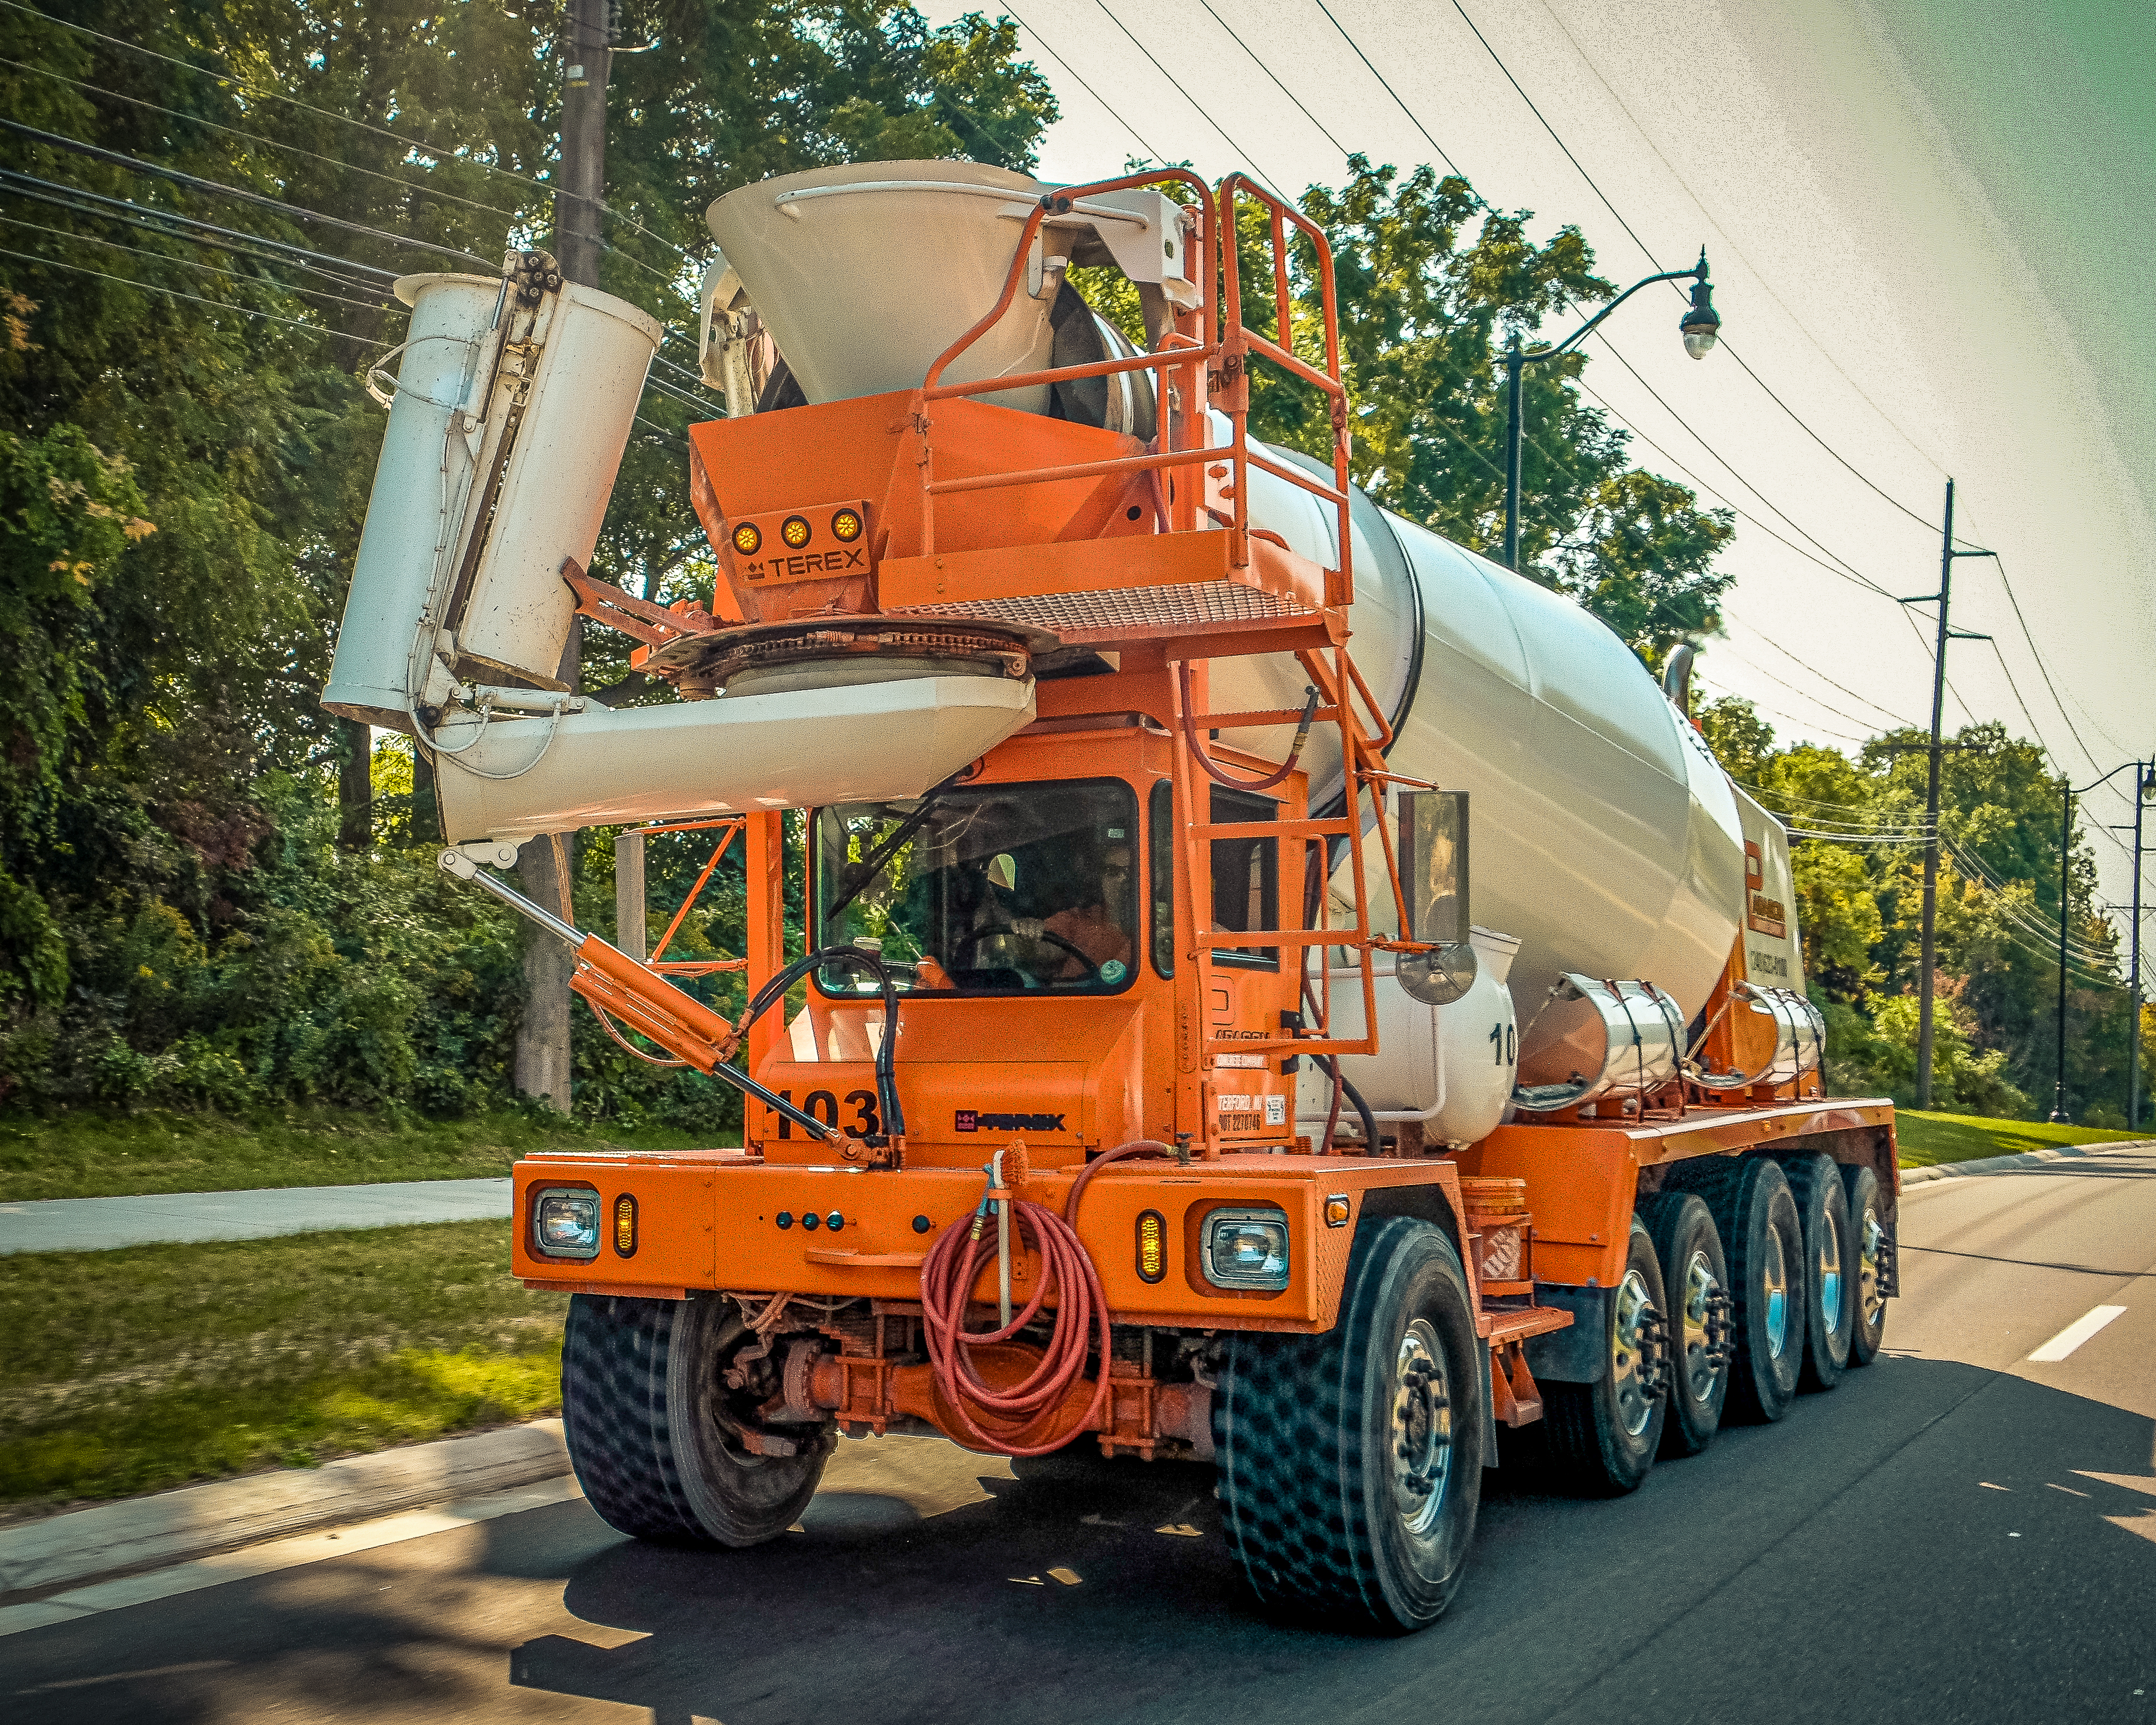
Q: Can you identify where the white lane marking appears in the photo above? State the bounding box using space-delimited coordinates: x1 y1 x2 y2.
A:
0 1475 583 1639
2028 1304 2127 1362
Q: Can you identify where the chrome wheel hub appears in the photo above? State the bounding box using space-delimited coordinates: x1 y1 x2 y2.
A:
1762 1228 1790 1359
1392 1319 1452 1535
1818 1207 1844 1335
1680 1249 1730 1401
1611 1268 1666 1438
1860 1206 1886 1328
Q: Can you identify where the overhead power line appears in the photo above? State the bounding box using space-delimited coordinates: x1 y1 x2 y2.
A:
0 53 525 222
1002 6 1167 166
0 117 495 267
1522 0 1956 486
1091 0 1289 199
0 243 378 342
1723 612 1921 728
1444 0 1942 537
0 214 394 312
0 0 693 261
0 165 401 283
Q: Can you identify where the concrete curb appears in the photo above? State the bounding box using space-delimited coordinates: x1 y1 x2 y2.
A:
0 1418 571 1601
1900 1137 2155 1190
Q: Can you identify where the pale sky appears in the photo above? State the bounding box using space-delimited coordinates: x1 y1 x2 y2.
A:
924 0 2154 958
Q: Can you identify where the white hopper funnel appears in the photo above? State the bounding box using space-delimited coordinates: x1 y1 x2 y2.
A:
706 161 1198 412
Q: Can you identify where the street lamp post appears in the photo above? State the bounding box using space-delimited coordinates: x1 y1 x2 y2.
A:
1501 249 1721 572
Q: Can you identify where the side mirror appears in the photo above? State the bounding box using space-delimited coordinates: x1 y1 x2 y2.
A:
1396 790 1477 1005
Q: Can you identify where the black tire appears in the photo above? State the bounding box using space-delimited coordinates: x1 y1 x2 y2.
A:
1841 1163 1890 1366
562 1293 831 1547
1686 1156 1803 1423
1214 1216 1484 1633
1642 1191 1730 1458
1783 1153 1855 1391
1542 1216 1669 1491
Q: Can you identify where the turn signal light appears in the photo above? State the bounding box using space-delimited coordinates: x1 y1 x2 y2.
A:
830 507 864 543
731 521 761 556
1136 1209 1166 1283
1323 1195 1351 1229
781 513 812 549
613 1192 638 1257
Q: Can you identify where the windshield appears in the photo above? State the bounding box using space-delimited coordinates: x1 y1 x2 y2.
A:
814 780 1140 994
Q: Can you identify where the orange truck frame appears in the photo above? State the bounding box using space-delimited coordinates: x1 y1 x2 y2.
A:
448 170 1898 1632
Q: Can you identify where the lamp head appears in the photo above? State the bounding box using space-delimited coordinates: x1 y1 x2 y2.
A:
1680 249 1720 360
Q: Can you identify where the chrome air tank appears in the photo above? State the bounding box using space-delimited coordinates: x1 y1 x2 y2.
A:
1209 440 1752 1024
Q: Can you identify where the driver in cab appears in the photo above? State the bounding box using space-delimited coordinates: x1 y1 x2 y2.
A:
914 846 1132 987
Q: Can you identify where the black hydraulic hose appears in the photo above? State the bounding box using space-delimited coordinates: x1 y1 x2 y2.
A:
736 944 906 1139
1338 1068 1380 1153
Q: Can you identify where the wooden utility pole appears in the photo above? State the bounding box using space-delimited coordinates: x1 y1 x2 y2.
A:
513 0 611 1112
1904 480 1991 1109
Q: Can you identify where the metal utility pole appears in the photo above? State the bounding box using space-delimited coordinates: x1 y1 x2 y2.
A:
2130 763 2148 1130
2051 781 2073 1122
2053 758 2147 1125
1903 479 1992 1109
514 0 611 1112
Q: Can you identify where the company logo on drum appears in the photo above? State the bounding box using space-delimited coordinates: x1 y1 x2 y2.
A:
954 1109 1066 1133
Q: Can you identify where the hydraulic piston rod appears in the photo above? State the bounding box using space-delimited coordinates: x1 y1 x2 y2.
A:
436 848 848 1146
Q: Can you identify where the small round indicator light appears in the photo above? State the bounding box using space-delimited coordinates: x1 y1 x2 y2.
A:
775 1211 794 1230
801 1211 820 1231
826 1211 844 1232
830 507 864 543
731 521 761 556
912 1214 932 1234
780 514 812 549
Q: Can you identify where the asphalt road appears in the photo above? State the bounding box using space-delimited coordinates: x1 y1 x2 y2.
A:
10 1148 2154 1725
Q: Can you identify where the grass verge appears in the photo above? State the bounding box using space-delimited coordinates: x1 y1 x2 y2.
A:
1896 1110 2147 1169
0 1105 727 1202
0 1220 566 1512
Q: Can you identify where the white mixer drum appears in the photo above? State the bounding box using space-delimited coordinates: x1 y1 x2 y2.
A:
1209 447 1751 1026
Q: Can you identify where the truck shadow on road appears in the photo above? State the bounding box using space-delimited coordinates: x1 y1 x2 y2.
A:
507 1358 2156 1725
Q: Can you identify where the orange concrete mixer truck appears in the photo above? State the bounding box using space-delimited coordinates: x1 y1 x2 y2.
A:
324 163 1896 1632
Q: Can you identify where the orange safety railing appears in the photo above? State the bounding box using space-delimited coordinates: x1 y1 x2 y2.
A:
635 816 751 980
916 168 1216 553
1215 174 1354 606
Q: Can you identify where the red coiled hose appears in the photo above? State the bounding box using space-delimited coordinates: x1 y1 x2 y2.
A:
919 1140 1174 1456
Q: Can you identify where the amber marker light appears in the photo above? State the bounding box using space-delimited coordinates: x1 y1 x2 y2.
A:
1323 1194 1351 1229
830 507 864 543
1136 1209 1166 1283
781 514 812 549
614 1192 638 1257
731 521 761 556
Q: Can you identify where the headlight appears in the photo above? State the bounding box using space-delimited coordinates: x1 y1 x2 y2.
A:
1203 1206 1290 1291
534 1188 600 1260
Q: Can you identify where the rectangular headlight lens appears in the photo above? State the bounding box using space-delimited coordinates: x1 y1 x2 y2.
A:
1203 1206 1290 1291
534 1188 600 1259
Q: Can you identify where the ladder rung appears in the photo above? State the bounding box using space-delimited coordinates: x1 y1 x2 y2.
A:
1189 819 1350 840
1188 707 1341 728
1202 928 1362 948
1206 1037 1376 1058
